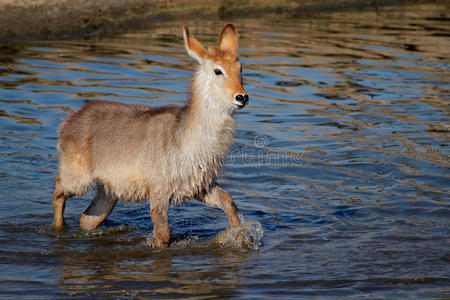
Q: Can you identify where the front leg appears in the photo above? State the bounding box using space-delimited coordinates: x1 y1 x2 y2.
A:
150 200 171 248
201 185 240 227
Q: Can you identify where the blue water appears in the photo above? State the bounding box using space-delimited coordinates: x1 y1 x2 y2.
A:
0 4 449 299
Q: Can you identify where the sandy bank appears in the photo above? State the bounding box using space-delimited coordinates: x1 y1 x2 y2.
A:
0 0 439 41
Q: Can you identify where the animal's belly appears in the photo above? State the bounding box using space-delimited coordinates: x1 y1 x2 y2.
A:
96 160 219 203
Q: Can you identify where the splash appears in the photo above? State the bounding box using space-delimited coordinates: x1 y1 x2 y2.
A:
211 214 264 251
146 232 200 248
147 214 264 251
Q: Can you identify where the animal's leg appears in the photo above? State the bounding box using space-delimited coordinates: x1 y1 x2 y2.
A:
201 186 240 227
150 200 171 248
79 184 118 230
53 176 73 229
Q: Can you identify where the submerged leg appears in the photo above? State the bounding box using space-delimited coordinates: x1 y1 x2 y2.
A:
53 176 73 230
79 184 118 230
201 186 240 227
150 200 171 248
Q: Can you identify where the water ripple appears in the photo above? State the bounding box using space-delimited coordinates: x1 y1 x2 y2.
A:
0 3 449 299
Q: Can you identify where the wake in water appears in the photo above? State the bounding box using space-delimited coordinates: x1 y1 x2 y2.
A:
147 214 264 251
32 213 262 252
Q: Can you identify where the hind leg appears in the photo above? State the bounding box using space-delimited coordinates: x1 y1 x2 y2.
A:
53 176 73 230
79 184 118 230
200 185 240 227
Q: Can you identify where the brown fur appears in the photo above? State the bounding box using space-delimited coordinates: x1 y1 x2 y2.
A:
52 23 248 247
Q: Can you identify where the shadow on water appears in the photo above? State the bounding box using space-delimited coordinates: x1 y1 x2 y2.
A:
0 3 449 299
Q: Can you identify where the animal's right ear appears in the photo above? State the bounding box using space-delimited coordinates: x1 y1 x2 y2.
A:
183 25 208 64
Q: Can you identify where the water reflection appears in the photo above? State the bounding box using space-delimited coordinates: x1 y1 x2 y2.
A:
50 227 248 297
0 3 449 298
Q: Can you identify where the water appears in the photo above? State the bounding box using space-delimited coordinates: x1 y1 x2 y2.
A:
0 3 449 299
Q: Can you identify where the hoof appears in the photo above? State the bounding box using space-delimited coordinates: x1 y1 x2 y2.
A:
52 220 65 231
79 214 104 231
152 237 169 248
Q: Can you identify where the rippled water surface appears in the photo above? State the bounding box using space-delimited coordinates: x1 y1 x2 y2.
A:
1 4 449 299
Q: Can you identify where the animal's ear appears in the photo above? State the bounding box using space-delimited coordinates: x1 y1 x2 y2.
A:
219 23 239 55
183 25 208 63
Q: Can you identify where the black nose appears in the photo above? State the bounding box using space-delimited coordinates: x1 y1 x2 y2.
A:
235 94 249 106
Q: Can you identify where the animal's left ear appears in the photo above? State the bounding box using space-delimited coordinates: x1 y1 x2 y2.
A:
219 23 239 55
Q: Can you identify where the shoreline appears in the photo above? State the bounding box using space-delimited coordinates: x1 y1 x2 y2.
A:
0 0 442 41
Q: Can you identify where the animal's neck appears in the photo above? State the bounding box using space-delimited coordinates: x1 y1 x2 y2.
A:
182 69 236 156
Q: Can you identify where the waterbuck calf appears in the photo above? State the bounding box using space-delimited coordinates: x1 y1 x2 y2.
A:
52 23 249 247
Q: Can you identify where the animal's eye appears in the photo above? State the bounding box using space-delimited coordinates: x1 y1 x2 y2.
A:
214 69 223 76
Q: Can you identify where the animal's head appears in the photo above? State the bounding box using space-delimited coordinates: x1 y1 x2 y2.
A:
183 23 248 110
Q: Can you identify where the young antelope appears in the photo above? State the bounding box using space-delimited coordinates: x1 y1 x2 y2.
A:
52 23 249 247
